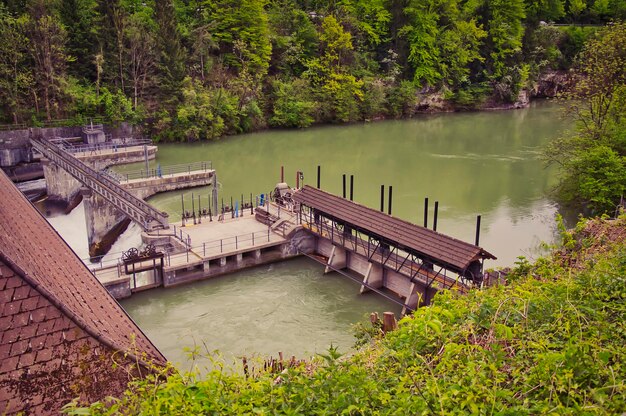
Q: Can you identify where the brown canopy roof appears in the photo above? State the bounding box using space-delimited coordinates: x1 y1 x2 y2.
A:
0 170 165 365
293 186 496 272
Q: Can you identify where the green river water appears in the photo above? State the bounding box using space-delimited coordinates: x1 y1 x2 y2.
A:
77 100 571 368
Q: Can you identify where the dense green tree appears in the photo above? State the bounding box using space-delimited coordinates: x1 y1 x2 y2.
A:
59 0 98 80
96 0 126 90
124 1 157 109
547 23 626 214
203 0 272 77
25 0 68 120
0 5 32 123
155 0 185 104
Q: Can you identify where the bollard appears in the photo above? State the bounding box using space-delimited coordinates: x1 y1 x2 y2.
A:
236 235 238 249
388 186 393 215
433 201 439 231
424 197 429 228
317 165 321 189
342 174 346 198
203 242 206 256
350 175 354 201
380 185 385 212
220 239 223 253
281 165 284 182
475 215 482 246
252 232 255 246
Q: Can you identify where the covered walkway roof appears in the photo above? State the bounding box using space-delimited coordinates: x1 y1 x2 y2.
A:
293 186 496 273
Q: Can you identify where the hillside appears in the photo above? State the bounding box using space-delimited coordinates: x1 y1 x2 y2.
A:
65 215 626 414
1 1 623 140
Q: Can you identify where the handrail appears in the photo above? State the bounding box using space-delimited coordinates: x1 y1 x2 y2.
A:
116 161 213 182
64 139 152 155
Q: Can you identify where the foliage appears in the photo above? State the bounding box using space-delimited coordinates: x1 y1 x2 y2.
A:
269 78 316 128
0 0 624 133
64 216 626 414
546 22 626 214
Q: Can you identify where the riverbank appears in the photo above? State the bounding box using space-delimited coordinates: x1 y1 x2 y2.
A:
68 214 626 414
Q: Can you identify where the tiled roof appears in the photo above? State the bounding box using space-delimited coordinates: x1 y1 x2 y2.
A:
293 185 496 273
0 170 165 366
0 261 141 414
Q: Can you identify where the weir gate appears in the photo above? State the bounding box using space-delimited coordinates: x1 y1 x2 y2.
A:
81 180 495 314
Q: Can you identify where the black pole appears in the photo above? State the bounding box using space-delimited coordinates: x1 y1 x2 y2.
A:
388 186 393 215
342 174 346 198
433 201 439 231
192 193 196 224
317 165 321 189
475 215 482 246
241 194 244 216
231 196 234 218
423 197 429 228
250 193 253 215
380 185 385 212
349 175 354 201
198 194 202 223
181 193 185 226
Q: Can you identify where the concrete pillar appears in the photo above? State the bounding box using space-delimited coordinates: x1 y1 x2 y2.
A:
42 159 82 203
360 262 384 294
402 282 425 315
83 188 129 258
236 253 243 263
203 260 210 272
254 249 261 259
219 257 226 267
325 245 347 274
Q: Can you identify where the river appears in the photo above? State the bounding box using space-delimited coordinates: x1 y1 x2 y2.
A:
47 100 571 369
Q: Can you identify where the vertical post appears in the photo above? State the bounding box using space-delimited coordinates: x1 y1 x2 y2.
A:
236 236 238 249
317 165 321 189
296 171 300 189
388 186 393 215
380 185 385 212
220 239 223 253
198 194 201 224
342 174 346 198
192 193 196 224
423 197 429 228
143 144 149 175
475 215 482 246
281 165 284 182
433 201 439 231
181 194 185 227
231 196 234 219
349 175 354 201
203 243 206 256
250 193 253 215
241 194 244 216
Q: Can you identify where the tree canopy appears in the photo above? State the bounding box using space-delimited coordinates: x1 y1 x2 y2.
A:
0 0 622 138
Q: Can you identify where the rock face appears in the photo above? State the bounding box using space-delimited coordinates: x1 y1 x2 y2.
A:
532 70 574 98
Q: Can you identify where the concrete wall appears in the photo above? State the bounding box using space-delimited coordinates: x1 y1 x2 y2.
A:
162 246 291 288
0 123 139 167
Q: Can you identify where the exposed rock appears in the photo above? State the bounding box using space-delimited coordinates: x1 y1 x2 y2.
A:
531 70 574 98
415 91 455 113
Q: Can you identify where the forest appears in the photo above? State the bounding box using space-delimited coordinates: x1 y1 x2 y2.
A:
0 0 624 141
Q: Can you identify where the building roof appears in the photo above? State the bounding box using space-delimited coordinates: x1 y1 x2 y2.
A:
0 170 165 366
293 185 496 272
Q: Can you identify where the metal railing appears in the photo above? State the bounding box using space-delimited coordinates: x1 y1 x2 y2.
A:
114 161 213 182
61 139 152 155
166 228 275 266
